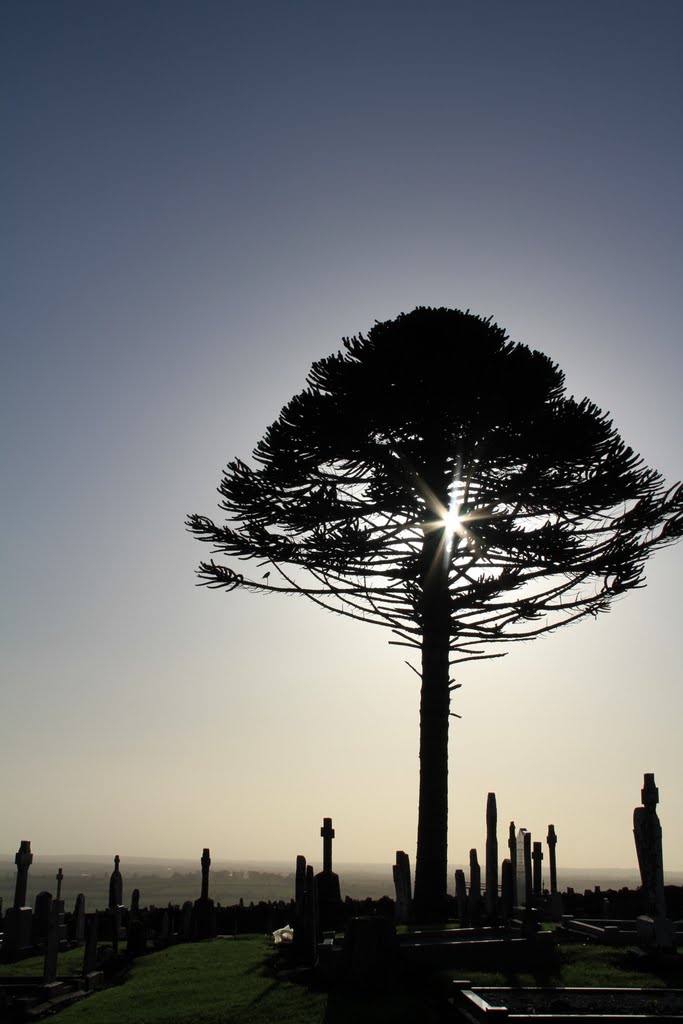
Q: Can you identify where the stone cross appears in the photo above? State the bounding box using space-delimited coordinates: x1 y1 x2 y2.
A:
108 854 123 909
546 824 558 893
200 848 211 901
320 817 335 874
14 840 33 909
56 867 64 901
532 841 543 896
508 822 517 906
485 793 498 917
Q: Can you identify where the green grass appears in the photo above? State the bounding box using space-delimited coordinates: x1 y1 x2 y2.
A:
52 938 326 1024
0 945 85 977
448 941 683 990
2 935 681 1024
1 938 444 1024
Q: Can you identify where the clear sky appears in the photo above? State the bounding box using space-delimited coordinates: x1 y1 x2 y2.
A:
2 0 682 878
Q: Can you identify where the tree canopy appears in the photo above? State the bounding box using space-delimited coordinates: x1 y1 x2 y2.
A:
188 307 682 918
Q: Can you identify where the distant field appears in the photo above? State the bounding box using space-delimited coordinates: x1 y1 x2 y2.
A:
1 855 681 912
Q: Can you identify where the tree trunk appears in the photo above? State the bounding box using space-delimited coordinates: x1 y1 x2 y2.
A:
413 523 451 922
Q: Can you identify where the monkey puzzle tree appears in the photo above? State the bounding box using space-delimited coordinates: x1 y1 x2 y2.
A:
188 307 682 921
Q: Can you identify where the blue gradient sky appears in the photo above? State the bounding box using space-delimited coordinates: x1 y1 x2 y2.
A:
3 1 682 876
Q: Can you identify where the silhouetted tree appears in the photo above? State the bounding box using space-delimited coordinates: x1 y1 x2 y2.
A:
188 307 682 920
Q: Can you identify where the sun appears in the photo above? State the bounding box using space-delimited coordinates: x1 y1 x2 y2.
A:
443 504 463 544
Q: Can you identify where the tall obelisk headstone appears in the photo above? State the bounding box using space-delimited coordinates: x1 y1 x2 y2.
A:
508 822 517 907
485 793 498 918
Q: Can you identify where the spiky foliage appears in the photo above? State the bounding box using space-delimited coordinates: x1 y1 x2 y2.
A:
188 307 682 919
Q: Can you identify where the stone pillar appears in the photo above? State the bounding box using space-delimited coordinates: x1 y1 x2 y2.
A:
523 831 532 907
392 851 412 925
500 858 514 921
469 849 481 899
508 822 517 907
532 842 543 897
485 793 498 918
455 869 468 924
546 825 558 894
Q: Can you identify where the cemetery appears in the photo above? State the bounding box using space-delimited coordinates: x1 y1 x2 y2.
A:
1 774 681 1021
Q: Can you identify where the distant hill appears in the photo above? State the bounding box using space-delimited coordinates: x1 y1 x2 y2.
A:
1 853 682 912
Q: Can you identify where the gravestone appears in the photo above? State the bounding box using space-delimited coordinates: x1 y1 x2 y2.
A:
469 848 481 899
127 917 147 957
500 858 514 920
633 772 676 951
392 850 412 924
342 916 397 986
158 910 170 945
14 840 33 908
53 867 67 943
32 891 53 945
315 817 342 931
546 824 563 918
523 831 533 907
108 854 123 909
192 847 216 939
295 855 307 916
4 840 34 953
302 865 319 964
130 888 141 919
468 849 482 923
508 822 518 907
43 903 60 984
546 824 558 893
71 893 86 942
455 869 468 924
515 828 533 908
109 904 122 953
83 915 98 975
181 900 194 940
532 841 543 896
485 793 498 918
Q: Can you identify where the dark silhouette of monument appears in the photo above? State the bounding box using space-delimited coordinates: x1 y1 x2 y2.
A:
315 817 342 931
189 306 683 919
633 772 676 950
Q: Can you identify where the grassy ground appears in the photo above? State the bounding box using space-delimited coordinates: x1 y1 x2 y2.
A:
447 940 683 990
0 938 445 1024
1 934 681 1023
